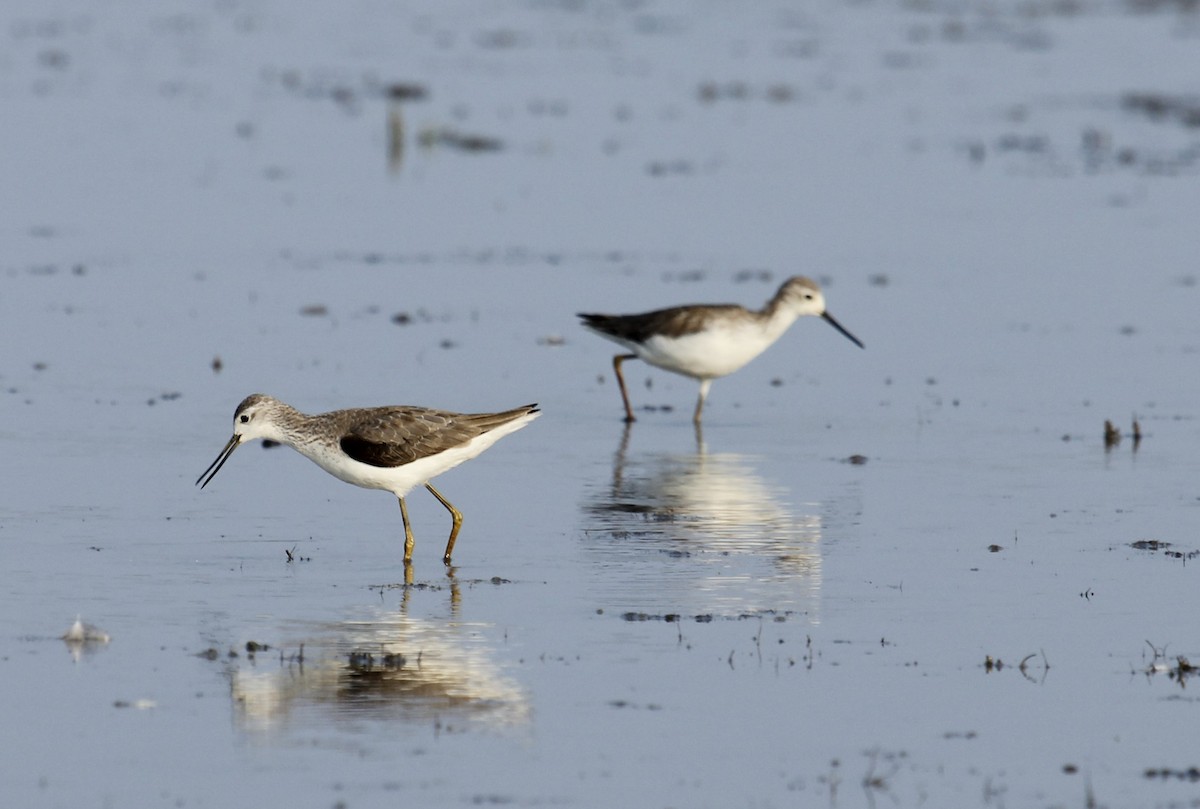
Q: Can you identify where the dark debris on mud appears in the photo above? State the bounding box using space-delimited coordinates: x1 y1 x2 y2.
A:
983 651 1050 681
1142 641 1199 687
1144 766 1200 782
1130 539 1200 562
618 610 795 623
195 639 278 662
1123 92 1200 129
367 576 513 592
1103 417 1142 450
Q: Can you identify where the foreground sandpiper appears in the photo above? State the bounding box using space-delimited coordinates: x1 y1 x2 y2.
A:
579 276 863 424
197 394 540 565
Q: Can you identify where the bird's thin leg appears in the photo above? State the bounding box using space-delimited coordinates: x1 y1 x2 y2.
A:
425 483 463 565
398 497 416 564
613 353 639 423
693 378 712 425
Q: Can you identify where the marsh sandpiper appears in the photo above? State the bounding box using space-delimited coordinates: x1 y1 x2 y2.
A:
197 394 540 565
579 276 862 424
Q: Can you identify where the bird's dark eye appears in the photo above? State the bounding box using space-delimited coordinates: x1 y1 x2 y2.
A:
240 414 250 423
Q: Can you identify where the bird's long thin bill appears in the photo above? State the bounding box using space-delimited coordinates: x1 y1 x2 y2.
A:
196 435 240 488
822 311 864 349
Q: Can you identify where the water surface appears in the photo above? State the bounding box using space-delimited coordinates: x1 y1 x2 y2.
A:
2 1 1200 807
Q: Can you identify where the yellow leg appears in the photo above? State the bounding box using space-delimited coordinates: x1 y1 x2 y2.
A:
398 497 415 564
425 483 463 565
613 353 639 423
693 379 712 425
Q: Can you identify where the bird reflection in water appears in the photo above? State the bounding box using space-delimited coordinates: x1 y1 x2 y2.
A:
583 425 825 618
229 590 528 736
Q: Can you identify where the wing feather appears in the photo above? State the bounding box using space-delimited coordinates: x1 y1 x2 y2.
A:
338 405 537 468
579 304 746 342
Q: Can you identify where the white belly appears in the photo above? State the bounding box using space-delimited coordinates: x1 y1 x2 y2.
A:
638 324 781 380
295 412 538 498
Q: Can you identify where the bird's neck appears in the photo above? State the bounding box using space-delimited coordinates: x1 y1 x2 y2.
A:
758 296 802 335
265 407 312 448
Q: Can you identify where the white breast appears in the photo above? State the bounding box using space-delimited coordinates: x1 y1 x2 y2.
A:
638 319 787 379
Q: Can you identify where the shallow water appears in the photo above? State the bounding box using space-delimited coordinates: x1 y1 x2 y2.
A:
3 1 1200 807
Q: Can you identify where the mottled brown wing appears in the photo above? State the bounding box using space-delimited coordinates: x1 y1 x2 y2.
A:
579 304 743 342
339 405 538 468
339 407 484 468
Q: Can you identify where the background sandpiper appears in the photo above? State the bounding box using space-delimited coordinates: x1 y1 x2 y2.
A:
579 276 863 424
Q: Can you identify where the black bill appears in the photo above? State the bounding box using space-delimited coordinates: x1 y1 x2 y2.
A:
196 434 241 489
821 311 864 349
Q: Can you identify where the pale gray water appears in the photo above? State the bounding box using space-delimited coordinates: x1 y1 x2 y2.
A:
2 1 1200 807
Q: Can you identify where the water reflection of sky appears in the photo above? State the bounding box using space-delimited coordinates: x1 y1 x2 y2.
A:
581 427 825 620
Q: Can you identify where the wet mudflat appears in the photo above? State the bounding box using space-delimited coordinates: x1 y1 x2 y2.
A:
2 1 1200 807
